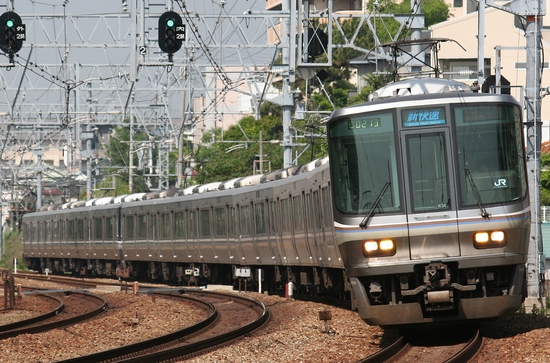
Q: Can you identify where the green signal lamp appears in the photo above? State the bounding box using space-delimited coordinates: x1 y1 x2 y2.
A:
5 19 14 28
166 19 175 28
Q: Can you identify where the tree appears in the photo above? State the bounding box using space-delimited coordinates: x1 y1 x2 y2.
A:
540 153 550 205
303 0 450 112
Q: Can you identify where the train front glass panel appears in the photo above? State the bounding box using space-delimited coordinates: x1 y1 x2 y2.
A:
329 111 401 215
328 102 527 215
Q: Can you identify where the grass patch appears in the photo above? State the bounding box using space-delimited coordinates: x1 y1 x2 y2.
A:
0 229 26 271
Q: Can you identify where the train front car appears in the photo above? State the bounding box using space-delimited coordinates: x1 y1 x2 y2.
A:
327 78 530 327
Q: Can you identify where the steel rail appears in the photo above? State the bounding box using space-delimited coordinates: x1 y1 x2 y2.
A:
0 291 107 339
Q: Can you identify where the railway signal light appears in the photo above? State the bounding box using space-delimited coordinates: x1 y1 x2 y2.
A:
158 11 185 55
0 11 25 56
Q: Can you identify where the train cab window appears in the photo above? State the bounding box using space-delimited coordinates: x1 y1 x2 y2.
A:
94 218 103 240
328 111 401 214
454 104 527 206
125 215 135 240
406 132 450 212
106 217 115 240
174 211 186 238
200 209 211 238
255 202 266 235
214 208 227 237
160 213 170 240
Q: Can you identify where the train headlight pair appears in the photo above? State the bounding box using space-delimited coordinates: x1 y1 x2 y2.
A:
363 239 396 257
474 231 506 249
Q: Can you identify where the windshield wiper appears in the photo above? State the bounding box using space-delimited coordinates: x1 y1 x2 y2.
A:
359 182 391 230
464 168 490 219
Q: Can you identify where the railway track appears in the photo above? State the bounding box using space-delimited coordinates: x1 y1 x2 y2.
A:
14 272 98 289
0 291 107 339
53 289 268 363
357 326 482 363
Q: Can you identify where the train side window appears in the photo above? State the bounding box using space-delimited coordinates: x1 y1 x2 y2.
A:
125 215 135 240
255 202 266 235
106 217 114 240
174 211 186 238
137 214 147 239
160 213 170 240
280 199 291 233
292 195 304 232
214 207 226 237
240 205 252 237
188 210 197 239
94 218 103 241
200 209 211 238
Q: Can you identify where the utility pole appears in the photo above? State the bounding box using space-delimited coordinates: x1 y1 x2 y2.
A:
525 13 544 309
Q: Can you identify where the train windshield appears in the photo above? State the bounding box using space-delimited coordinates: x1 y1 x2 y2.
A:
328 112 400 214
454 103 527 206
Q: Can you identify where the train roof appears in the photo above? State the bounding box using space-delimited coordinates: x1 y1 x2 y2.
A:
369 78 473 100
328 78 520 122
27 156 330 214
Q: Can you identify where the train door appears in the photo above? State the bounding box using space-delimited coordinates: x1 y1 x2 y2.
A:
269 199 285 264
400 128 460 259
159 211 173 260
199 208 215 260
303 191 318 263
227 206 240 260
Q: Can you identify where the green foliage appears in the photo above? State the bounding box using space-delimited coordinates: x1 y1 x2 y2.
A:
349 72 395 105
102 123 172 195
0 229 26 271
187 106 327 184
541 153 550 205
531 303 546 316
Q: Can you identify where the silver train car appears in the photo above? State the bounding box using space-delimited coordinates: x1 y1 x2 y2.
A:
327 78 530 326
22 156 347 296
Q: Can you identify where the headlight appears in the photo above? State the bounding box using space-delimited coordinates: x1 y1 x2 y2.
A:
474 230 506 249
363 239 396 257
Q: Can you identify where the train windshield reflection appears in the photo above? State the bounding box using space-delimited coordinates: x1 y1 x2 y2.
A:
455 103 527 206
329 112 401 214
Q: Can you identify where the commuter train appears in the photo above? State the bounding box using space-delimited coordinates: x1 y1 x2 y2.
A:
22 156 347 297
22 77 530 327
327 78 530 326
